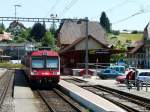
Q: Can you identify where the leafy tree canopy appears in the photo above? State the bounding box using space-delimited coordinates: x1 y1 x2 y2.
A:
0 23 5 30
42 31 55 49
100 11 111 33
30 23 46 42
20 28 31 40
0 23 5 34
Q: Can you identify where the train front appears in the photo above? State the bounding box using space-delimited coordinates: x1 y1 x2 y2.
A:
30 50 60 84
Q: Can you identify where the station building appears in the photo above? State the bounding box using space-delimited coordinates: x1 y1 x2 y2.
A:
126 40 145 68
57 19 118 74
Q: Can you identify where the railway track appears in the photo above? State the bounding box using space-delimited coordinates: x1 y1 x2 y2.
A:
0 70 14 107
63 77 150 112
37 88 88 112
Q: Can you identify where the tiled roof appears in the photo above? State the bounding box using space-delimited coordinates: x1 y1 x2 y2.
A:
0 32 13 41
128 40 144 53
9 20 26 29
58 20 108 45
144 22 150 40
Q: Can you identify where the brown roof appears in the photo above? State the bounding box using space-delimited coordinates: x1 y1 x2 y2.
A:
144 22 150 40
59 35 109 54
128 40 144 53
58 20 108 45
0 32 13 41
9 20 26 29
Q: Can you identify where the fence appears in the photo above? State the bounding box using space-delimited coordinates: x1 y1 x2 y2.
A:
127 80 150 92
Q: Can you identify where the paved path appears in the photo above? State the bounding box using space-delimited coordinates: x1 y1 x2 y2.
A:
59 77 127 112
14 70 48 112
0 68 7 77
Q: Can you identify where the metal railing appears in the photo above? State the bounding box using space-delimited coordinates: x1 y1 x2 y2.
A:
126 80 150 92
76 63 112 69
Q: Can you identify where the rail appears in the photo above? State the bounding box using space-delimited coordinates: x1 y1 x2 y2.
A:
63 77 150 112
37 88 87 112
0 70 14 107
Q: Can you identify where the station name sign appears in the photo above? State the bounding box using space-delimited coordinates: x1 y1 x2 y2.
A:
89 49 110 54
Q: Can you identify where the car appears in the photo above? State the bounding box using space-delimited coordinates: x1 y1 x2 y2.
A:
116 69 150 84
98 68 124 79
136 69 150 83
116 67 137 84
107 65 126 74
116 75 126 83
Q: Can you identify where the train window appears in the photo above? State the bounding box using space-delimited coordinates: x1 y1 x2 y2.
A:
46 57 58 69
32 57 44 68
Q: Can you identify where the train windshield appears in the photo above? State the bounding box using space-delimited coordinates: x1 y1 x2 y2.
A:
32 57 44 68
46 57 59 69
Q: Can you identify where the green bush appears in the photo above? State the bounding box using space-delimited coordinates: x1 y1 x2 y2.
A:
0 62 24 68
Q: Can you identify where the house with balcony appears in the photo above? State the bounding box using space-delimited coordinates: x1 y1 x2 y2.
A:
126 40 145 68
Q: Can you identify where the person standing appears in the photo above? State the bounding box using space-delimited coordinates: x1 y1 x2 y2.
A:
126 68 134 89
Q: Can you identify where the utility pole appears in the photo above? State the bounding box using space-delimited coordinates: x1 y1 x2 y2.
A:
18 47 19 63
85 17 89 76
14 5 21 19
50 14 57 33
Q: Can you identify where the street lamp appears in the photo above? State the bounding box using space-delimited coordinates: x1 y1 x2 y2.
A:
14 5 21 19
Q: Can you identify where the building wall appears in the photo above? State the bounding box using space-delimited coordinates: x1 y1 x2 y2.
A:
127 53 145 68
144 24 150 68
0 43 35 60
145 44 150 68
75 38 102 50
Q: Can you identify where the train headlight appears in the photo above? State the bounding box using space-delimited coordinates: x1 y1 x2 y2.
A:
31 70 37 75
53 72 60 75
31 72 34 75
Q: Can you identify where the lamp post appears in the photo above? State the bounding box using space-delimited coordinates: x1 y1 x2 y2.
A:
14 5 21 19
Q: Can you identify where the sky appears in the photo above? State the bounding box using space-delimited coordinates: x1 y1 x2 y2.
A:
0 0 150 31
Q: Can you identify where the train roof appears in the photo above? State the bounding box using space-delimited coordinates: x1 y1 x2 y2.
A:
30 50 59 56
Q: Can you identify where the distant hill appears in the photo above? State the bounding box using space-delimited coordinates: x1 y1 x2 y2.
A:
107 33 144 46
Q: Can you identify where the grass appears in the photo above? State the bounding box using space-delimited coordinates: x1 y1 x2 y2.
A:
118 33 143 43
107 33 144 45
0 62 24 68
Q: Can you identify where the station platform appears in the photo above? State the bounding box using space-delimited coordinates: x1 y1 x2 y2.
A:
73 76 150 100
0 68 7 77
14 70 48 112
59 78 127 112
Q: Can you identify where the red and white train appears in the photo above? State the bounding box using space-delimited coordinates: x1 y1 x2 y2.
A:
22 49 60 84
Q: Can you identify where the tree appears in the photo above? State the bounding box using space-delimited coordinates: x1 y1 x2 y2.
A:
0 23 5 34
50 21 57 35
30 23 46 42
20 28 31 41
110 40 126 63
100 11 111 32
42 31 55 49
131 30 138 34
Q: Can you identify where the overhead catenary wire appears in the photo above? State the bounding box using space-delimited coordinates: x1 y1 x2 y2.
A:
105 0 130 13
59 0 79 18
112 3 150 24
91 0 131 21
45 0 60 18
